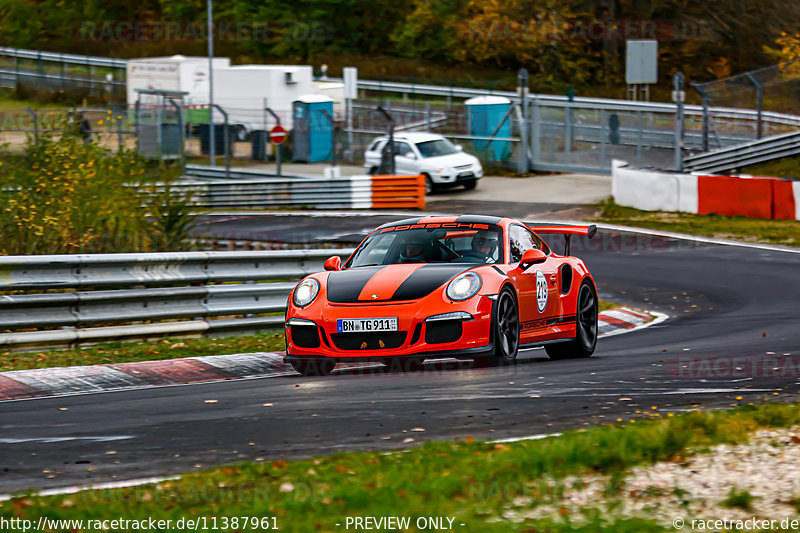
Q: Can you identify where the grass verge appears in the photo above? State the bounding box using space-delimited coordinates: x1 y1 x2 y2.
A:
595 199 800 247
0 301 622 372
0 331 285 373
4 401 800 531
742 157 800 179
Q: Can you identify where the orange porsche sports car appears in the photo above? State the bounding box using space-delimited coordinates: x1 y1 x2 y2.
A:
285 215 598 375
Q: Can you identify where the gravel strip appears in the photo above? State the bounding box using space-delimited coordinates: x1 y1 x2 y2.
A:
500 426 800 527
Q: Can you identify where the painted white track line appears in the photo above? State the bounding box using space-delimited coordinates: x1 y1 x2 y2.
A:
533 219 800 255
0 476 179 503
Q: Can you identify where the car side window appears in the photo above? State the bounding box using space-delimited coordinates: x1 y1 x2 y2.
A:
368 140 381 152
509 225 543 263
396 142 413 157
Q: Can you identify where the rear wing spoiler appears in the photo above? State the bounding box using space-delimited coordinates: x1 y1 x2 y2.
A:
528 224 597 256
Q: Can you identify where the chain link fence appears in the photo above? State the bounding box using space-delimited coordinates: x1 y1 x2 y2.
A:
692 59 800 144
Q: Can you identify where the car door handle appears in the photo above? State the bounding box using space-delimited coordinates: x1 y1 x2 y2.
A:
548 274 558 285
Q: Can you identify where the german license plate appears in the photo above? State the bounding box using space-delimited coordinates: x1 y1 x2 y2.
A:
458 171 474 178
337 318 398 333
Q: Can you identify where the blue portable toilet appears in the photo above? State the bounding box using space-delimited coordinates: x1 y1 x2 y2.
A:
465 96 511 161
292 95 334 163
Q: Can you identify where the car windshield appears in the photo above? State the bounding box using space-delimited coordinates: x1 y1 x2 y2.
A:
347 225 504 267
415 139 458 158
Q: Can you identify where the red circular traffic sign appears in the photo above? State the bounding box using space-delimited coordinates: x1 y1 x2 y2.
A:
269 125 287 145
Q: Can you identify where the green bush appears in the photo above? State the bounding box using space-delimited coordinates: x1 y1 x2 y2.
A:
0 129 197 254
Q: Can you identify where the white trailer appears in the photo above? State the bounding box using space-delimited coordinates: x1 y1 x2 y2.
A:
126 55 231 107
128 57 327 141
210 65 313 138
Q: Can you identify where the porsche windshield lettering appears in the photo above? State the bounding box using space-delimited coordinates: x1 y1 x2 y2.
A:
348 225 504 267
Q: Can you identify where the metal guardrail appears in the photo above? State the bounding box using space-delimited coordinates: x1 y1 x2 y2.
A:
184 164 308 181
0 249 353 349
6 44 794 130
180 166 426 209
684 130 800 173
0 46 128 69
0 67 126 88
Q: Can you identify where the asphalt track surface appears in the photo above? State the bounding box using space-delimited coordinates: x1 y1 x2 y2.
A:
2 224 800 495
188 201 576 245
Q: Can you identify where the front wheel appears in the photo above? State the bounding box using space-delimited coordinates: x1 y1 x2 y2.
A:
463 178 477 191
423 174 438 195
234 125 248 142
290 359 336 376
473 288 519 367
545 281 598 360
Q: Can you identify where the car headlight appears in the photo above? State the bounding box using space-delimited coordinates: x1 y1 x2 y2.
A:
293 278 320 307
446 272 482 301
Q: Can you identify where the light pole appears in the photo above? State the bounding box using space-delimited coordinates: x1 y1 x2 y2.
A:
207 0 215 166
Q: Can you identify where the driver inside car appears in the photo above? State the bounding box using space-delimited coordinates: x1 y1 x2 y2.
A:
470 230 499 263
398 237 437 263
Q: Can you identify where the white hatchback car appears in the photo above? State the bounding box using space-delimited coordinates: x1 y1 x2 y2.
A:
364 132 483 193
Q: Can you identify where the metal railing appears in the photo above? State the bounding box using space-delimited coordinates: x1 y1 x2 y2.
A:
3 46 798 172
683 130 800 173
353 79 800 129
0 46 128 69
184 164 304 181
0 249 352 349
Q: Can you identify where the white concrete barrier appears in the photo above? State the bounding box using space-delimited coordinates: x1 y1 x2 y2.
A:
794 182 800 221
612 160 698 213
612 161 800 220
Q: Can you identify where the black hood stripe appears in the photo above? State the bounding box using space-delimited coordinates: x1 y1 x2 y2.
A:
326 266 386 303
390 264 473 301
326 264 475 303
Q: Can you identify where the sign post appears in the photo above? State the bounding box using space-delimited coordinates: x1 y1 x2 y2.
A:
343 67 358 162
673 72 685 172
270 124 286 176
626 40 658 101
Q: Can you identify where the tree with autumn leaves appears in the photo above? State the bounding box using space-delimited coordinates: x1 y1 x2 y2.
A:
1 0 800 93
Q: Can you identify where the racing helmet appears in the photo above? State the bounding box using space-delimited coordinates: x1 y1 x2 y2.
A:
399 235 434 263
471 229 499 257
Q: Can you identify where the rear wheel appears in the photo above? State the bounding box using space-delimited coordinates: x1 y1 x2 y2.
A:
290 359 336 376
545 281 598 360
473 288 519 367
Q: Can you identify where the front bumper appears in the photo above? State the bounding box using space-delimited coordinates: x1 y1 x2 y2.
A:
286 295 495 360
432 171 482 184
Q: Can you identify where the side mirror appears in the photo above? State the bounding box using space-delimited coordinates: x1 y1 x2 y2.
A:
519 249 547 270
456 144 464 152
407 153 417 160
323 256 342 271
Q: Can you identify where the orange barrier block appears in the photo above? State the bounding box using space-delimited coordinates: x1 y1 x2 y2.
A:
770 179 797 220
697 176 772 219
370 175 425 210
